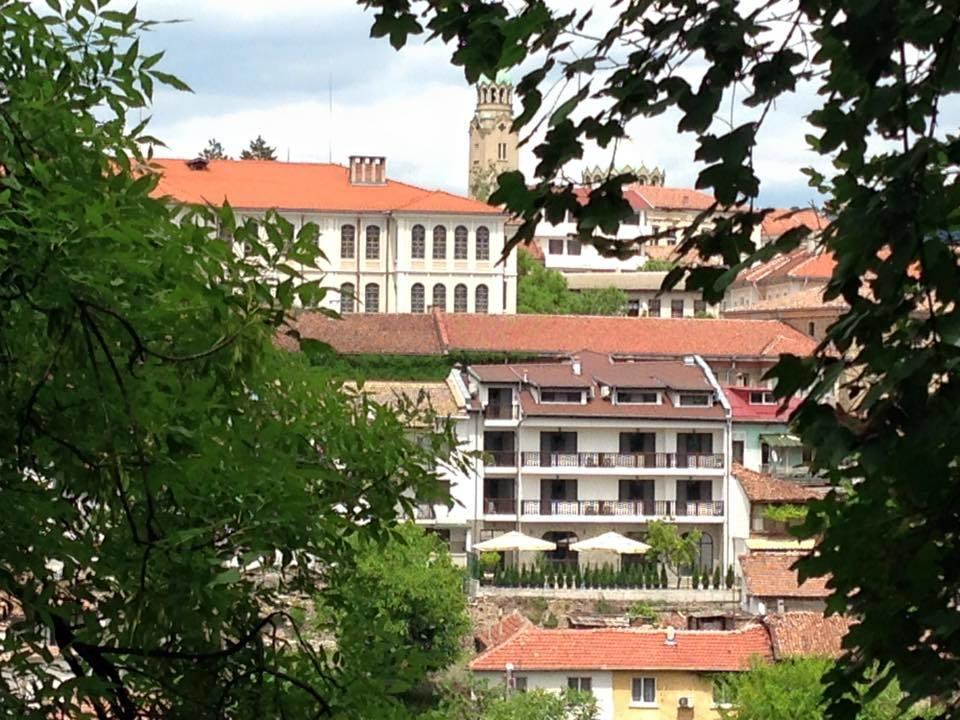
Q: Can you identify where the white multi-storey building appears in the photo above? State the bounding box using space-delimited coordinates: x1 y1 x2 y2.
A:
152 155 516 314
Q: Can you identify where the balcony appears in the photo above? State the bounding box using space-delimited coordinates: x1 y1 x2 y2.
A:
484 450 518 467
483 405 516 420
520 499 724 519
521 451 724 471
482 497 517 515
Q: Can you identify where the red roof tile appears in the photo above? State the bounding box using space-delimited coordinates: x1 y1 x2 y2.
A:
286 312 444 355
735 247 836 287
725 386 802 421
475 611 533 652
740 552 831 599
761 209 829 240
469 624 773 672
762 612 852 660
149 158 502 215
732 464 824 503
630 184 717 211
724 284 847 314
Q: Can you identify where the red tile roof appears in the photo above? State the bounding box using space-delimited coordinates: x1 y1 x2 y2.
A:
284 310 818 360
149 158 503 215
761 209 829 239
469 624 773 672
475 611 533 652
732 464 824 503
724 386 802 421
762 612 852 660
735 247 836 287
740 552 831 599
724 284 847 314
630 184 717 211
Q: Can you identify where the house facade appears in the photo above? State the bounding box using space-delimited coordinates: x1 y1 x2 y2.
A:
151 156 516 315
565 272 717 318
469 624 773 720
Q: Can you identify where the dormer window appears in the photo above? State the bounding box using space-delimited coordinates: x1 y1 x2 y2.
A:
677 392 711 407
616 390 659 405
750 391 776 405
540 389 583 404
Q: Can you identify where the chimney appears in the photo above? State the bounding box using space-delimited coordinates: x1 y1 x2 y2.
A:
665 626 677 645
348 155 387 185
185 157 209 171
572 357 582 376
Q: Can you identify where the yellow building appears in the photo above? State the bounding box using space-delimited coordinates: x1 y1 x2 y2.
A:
612 670 723 720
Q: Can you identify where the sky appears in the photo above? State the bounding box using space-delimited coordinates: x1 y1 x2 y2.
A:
135 0 912 209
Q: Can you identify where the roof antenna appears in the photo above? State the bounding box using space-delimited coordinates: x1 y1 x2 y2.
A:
286 148 290 162
328 70 333 164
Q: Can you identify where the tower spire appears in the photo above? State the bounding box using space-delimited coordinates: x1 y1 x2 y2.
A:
467 76 518 201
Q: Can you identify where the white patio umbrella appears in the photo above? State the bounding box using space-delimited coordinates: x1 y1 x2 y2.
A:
569 531 651 555
473 531 557 552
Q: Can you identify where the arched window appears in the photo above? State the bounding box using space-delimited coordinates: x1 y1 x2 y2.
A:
365 226 380 259
475 284 489 313
683 531 715 572
432 283 446 311
454 226 468 259
339 282 355 314
454 283 468 312
340 224 355 259
476 226 490 260
432 226 447 260
410 283 425 313
411 224 425 259
364 283 380 313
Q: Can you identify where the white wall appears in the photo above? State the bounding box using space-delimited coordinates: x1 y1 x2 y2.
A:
474 670 615 720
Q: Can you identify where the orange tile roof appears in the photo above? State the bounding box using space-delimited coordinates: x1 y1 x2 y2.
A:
740 552 831 599
735 247 836 287
761 209 829 239
724 284 847 314
732 464 824 503
149 158 503 215
475 611 533 652
630 184 717 211
762 612 852 660
284 310 818 359
469 624 773 672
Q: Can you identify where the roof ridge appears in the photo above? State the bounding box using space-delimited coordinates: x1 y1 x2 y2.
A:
432 308 451 352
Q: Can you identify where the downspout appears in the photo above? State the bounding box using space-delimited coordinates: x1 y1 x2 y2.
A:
694 354 732 574
355 214 361 309
515 377 524 533
384 211 392 312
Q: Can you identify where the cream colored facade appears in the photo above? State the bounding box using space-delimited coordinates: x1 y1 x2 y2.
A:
613 670 725 720
468 80 519 200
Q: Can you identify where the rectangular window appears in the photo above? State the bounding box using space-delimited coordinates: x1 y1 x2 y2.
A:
566 238 582 255
548 238 564 255
678 433 713 454
623 213 641 226
671 299 684 317
567 677 592 693
732 440 745 465
749 391 776 404
678 393 711 406
498 142 507 160
632 676 657 705
647 298 661 316
540 389 583 403
616 390 658 404
627 298 640 317
694 299 706 315
619 432 656 453
514 676 527 693
712 676 734 706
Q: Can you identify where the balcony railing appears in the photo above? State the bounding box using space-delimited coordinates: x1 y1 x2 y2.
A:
483 405 516 420
484 450 518 467
520 451 724 470
482 497 517 515
414 504 436 520
520 499 724 517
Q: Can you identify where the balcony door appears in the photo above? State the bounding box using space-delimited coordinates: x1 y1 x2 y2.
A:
540 478 577 515
484 431 515 466
486 387 513 419
540 431 577 466
483 477 515 514
619 432 656 453
676 480 712 515
677 432 713 467
619 479 655 514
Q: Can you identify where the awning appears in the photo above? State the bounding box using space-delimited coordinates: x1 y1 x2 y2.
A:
760 433 803 448
473 531 557 552
569 531 651 555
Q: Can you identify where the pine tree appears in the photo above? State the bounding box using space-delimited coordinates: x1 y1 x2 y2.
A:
240 134 277 161
200 137 228 160
726 564 736 590
713 566 722 589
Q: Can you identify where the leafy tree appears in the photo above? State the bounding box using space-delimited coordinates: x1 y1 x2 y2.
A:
517 251 626 315
645 522 701 588
357 0 960 713
240 134 277 160
470 162 501 202
0 3 458 718
716 658 938 720
432 681 598 720
320 523 470 717
200 137 229 160
640 259 677 272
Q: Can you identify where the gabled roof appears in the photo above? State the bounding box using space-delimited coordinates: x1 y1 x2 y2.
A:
475 611 533 652
740 552 831 599
630 184 717 211
724 284 847 314
283 310 818 360
355 379 466 418
762 612 852 660
761 209 829 240
149 158 503 215
732 464 824 503
469 624 773 672
725 386 802 421
734 247 836 287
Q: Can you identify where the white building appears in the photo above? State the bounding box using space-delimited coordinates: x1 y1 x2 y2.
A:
152 156 516 315
565 271 717 318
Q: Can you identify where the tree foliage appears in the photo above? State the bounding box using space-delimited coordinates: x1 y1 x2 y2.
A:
0 3 458 718
517 250 626 315
319 523 470 717
240 134 277 160
357 0 960 714
201 137 229 160
644 522 701 587
431 681 598 720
